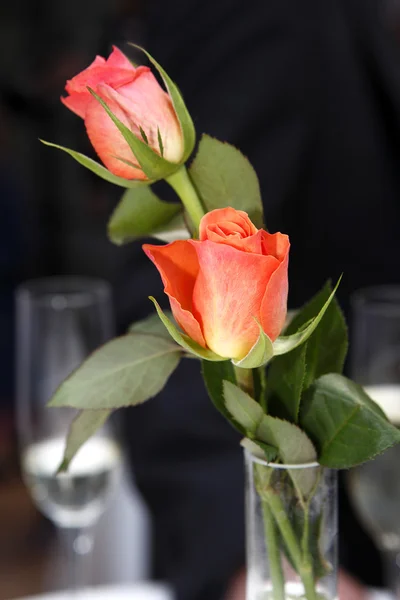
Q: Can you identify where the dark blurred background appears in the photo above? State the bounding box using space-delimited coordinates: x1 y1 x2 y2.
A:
0 2 147 597
1 0 400 599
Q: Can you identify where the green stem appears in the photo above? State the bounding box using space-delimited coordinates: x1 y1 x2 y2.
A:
259 366 267 412
300 507 318 600
300 565 318 600
262 486 317 600
166 165 205 234
261 500 285 600
263 487 302 571
234 366 254 395
301 506 311 558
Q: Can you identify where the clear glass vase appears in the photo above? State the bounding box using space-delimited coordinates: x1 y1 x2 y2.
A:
245 450 338 600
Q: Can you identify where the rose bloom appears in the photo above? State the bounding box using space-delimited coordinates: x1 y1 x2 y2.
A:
61 46 184 180
144 207 290 360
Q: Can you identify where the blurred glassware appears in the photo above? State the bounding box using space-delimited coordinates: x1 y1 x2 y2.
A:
16 277 121 593
13 582 174 600
348 286 400 599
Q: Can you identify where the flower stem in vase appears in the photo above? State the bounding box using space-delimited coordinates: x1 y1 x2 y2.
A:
261 499 285 600
256 464 319 600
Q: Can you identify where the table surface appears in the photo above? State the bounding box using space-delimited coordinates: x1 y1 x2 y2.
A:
12 583 394 600
12 583 174 600
369 592 393 600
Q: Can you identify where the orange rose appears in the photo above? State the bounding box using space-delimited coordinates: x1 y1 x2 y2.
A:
143 207 289 360
61 46 184 180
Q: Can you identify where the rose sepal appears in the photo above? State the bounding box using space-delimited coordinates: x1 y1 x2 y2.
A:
40 140 148 188
88 88 184 182
272 277 341 357
149 296 224 361
234 277 341 369
232 320 274 369
129 44 196 163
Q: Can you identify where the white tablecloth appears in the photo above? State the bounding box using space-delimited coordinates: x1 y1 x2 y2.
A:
12 583 173 600
13 583 394 600
369 591 393 600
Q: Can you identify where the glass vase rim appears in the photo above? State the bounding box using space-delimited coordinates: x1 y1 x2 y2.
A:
351 285 400 316
244 448 320 470
15 276 112 309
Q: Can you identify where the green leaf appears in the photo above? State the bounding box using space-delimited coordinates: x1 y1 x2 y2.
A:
108 186 185 245
266 281 347 424
57 409 112 473
48 333 181 410
131 45 196 162
149 297 223 361
272 278 341 357
223 380 264 435
221 381 278 460
232 322 274 369
285 281 348 388
40 140 147 188
88 88 179 181
256 416 318 497
240 438 278 462
266 344 307 423
256 416 317 464
201 360 244 432
129 310 175 339
221 382 317 488
300 373 400 468
151 213 191 243
189 135 264 227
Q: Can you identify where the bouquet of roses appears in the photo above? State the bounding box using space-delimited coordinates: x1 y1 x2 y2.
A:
43 46 400 600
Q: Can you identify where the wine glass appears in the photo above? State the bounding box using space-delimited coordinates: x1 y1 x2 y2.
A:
347 285 400 598
15 277 121 593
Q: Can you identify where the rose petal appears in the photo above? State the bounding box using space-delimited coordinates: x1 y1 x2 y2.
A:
92 55 106 66
260 235 290 340
65 55 106 95
199 207 257 241
143 241 206 347
62 51 137 120
106 70 184 162
84 91 145 179
65 66 137 96
261 231 290 260
205 228 263 253
190 240 279 359
106 46 135 71
61 92 92 119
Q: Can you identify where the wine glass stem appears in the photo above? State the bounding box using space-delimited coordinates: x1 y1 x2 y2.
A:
59 526 94 593
383 550 400 598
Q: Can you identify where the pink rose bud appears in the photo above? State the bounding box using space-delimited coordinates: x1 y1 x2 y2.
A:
144 207 290 360
61 46 184 180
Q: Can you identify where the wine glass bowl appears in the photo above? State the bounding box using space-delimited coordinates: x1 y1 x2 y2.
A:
351 286 400 420
348 285 400 597
22 435 120 529
15 277 120 591
347 445 400 552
